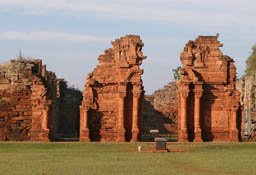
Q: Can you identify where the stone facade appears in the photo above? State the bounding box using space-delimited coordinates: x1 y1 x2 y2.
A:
0 59 61 141
177 36 241 142
80 35 146 142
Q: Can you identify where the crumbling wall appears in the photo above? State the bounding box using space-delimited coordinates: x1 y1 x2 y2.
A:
80 35 146 142
236 75 256 140
0 59 60 141
178 36 241 142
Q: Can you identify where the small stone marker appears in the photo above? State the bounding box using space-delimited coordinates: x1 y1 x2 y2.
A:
154 137 167 152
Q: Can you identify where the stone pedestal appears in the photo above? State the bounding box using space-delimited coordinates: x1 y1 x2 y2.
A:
179 129 188 142
30 129 49 141
80 129 90 142
80 107 90 142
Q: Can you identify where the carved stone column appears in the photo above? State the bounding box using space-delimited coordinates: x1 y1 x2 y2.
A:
117 92 126 141
179 88 189 142
230 107 239 141
193 89 203 142
42 107 49 131
131 89 141 142
80 106 90 142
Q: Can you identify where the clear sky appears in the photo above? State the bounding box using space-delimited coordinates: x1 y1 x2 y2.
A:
0 0 255 94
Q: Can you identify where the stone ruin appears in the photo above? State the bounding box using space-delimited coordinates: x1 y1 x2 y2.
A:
80 35 146 142
236 44 256 140
0 59 60 141
0 58 82 141
177 36 241 142
236 76 256 140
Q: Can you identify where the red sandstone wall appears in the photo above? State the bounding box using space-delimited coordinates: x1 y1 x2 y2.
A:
0 59 61 141
80 35 146 142
178 36 241 142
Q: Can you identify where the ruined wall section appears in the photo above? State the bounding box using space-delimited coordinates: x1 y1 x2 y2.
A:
80 35 146 142
178 36 241 142
0 59 60 141
236 75 256 140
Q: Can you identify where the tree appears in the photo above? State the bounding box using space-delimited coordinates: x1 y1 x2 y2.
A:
172 66 181 81
245 43 256 76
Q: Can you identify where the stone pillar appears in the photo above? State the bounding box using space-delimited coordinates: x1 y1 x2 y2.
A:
131 89 141 142
42 108 49 131
230 107 239 141
179 89 189 142
193 89 203 142
80 106 90 142
38 107 50 141
117 92 126 141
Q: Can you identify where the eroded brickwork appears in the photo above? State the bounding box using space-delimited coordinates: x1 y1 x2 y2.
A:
177 36 241 142
0 59 60 141
80 35 146 142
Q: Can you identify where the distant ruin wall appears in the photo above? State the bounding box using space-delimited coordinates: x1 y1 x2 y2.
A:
236 75 256 139
143 82 178 136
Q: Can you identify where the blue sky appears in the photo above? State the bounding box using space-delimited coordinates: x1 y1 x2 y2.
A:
0 0 255 94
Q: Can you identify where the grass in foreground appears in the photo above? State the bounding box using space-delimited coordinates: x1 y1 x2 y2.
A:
0 142 256 175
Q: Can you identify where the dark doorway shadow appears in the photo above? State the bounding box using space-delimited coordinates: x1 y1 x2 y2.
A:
142 98 177 141
201 84 216 141
57 82 82 141
88 109 103 141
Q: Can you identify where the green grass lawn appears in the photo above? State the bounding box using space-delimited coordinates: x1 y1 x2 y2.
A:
0 142 256 175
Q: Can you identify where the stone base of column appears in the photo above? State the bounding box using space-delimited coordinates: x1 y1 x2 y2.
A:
178 129 188 142
117 129 125 142
131 128 139 142
30 129 49 141
80 129 90 142
194 128 202 142
230 129 239 142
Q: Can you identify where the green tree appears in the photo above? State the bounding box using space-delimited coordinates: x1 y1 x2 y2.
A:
172 66 181 81
245 44 256 76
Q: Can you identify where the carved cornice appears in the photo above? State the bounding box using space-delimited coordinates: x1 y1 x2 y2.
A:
81 106 90 111
193 89 203 98
118 92 127 98
181 90 190 98
231 107 238 112
132 91 141 98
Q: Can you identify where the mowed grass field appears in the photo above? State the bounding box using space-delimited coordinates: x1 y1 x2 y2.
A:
0 142 256 175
